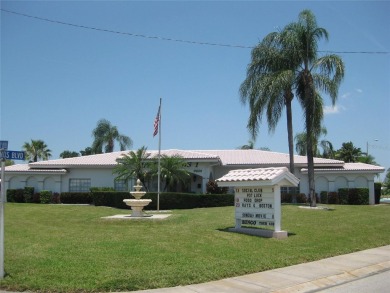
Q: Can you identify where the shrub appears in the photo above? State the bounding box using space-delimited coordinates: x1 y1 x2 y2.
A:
24 187 35 203
40 190 52 204
338 189 349 205
60 192 93 204
328 192 339 204
348 188 369 205
90 187 115 192
52 193 61 204
296 193 307 204
7 189 25 203
281 193 292 203
374 183 382 204
206 180 228 194
6 189 16 202
320 191 328 204
337 188 369 205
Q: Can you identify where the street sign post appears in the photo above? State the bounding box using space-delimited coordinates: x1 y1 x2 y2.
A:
0 143 24 279
0 142 8 150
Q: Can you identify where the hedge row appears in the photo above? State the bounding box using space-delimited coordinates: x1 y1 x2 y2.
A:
281 193 307 204
6 188 234 209
320 188 369 205
91 191 234 210
6 188 91 204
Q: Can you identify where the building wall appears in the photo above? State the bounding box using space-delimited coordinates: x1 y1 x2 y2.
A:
299 172 376 204
4 162 379 205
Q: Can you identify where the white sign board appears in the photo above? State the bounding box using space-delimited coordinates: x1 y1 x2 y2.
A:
234 187 275 228
216 167 299 239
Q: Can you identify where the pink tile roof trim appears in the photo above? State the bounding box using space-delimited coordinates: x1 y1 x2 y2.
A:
216 167 299 186
5 164 67 173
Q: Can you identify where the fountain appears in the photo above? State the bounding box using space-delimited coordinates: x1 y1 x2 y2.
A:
123 179 152 217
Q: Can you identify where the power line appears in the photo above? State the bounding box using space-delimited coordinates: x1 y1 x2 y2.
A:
2 8 389 54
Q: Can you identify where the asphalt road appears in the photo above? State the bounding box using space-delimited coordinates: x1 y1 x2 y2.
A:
316 269 390 292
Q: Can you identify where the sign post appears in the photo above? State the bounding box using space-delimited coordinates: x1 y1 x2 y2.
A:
216 167 299 239
0 142 25 279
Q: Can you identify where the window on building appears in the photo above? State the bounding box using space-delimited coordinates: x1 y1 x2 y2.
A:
114 179 128 191
281 186 300 194
69 179 91 192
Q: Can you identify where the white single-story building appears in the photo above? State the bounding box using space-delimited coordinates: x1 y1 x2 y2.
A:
3 149 385 204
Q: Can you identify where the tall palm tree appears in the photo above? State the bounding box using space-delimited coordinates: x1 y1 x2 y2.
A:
92 119 132 154
240 31 297 174
23 139 52 162
295 127 334 158
281 10 345 206
113 146 151 190
159 155 190 192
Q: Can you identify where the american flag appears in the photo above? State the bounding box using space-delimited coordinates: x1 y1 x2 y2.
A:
153 105 160 137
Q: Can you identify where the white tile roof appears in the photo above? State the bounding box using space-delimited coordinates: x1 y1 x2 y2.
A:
193 149 344 166
301 162 385 173
28 149 220 169
6 149 382 176
216 167 299 187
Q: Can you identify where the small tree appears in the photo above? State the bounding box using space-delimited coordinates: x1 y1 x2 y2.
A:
113 146 151 190
159 155 190 192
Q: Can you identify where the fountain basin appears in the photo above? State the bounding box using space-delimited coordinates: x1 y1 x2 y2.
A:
123 199 152 217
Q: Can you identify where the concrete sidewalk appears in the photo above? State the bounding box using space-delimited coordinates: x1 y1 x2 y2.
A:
129 245 390 293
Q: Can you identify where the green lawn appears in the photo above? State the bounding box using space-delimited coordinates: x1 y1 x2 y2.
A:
1 203 389 292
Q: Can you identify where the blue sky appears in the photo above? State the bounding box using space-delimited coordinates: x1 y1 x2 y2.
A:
1 1 389 179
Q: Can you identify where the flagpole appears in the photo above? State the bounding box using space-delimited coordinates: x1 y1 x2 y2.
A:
157 98 162 211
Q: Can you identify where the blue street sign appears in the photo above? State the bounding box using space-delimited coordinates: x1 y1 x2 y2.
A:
0 141 8 150
0 150 25 161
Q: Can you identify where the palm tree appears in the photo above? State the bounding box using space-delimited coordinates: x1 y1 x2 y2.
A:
240 31 297 174
158 155 190 192
295 127 335 158
335 142 362 163
92 119 132 154
113 146 151 190
281 10 345 206
22 139 52 162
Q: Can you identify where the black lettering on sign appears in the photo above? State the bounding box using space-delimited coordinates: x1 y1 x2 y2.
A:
242 220 256 225
242 213 254 218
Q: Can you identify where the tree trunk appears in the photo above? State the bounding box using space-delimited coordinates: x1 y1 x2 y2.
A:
303 71 316 207
306 124 316 207
285 92 296 203
285 93 295 175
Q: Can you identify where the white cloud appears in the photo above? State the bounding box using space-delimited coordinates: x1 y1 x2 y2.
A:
324 105 345 115
341 92 351 99
355 88 363 94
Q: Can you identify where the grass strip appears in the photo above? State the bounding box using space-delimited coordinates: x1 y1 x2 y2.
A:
1 203 389 292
